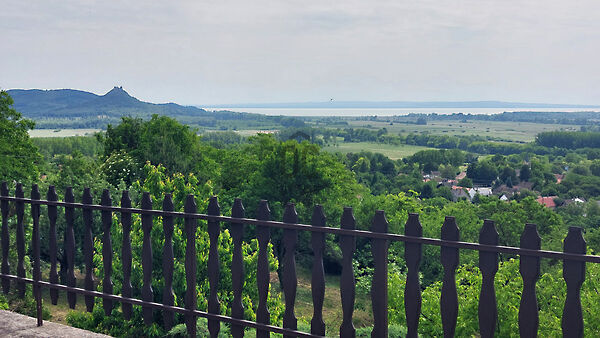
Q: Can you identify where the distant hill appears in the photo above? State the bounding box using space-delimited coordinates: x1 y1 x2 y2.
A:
7 87 209 119
6 87 306 129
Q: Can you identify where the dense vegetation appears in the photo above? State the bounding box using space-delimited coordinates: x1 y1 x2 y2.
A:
3 89 600 336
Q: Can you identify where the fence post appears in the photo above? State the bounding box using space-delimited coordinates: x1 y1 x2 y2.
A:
562 226 586 338
64 187 76 308
47 186 59 305
256 200 271 338
162 194 175 330
141 192 154 326
184 194 198 337
31 184 42 326
440 216 459 338
478 220 499 338
340 207 356 338
207 196 222 337
519 223 541 338
282 203 298 338
15 183 25 298
120 191 133 319
82 188 95 312
101 189 113 316
311 205 326 336
230 198 246 338
0 182 9 294
405 213 423 338
371 210 388 338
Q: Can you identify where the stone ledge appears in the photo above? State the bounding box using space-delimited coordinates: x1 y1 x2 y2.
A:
0 310 112 337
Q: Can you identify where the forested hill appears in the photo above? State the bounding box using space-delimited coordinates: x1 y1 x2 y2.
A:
7 87 209 118
6 87 305 129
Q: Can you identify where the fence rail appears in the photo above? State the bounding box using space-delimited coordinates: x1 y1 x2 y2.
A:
0 181 596 337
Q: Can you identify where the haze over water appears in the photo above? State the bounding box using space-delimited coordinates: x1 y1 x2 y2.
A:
205 107 599 117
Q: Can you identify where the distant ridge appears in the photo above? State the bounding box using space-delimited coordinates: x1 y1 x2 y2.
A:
5 87 300 129
209 100 600 109
7 87 208 119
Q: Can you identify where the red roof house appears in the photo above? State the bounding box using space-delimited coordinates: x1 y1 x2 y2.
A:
536 196 557 209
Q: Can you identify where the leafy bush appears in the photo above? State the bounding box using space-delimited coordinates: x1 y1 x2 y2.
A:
70 163 284 337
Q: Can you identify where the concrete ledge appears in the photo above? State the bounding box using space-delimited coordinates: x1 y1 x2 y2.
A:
0 310 112 337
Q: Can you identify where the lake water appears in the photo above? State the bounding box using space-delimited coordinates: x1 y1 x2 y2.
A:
204 107 598 117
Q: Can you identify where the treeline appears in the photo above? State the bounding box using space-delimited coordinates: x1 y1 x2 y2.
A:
33 136 103 158
374 111 600 125
29 107 307 130
536 131 600 149
328 127 600 159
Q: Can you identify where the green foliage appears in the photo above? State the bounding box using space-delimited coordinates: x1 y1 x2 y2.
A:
100 150 140 187
0 294 7 310
67 305 163 337
83 163 284 336
393 258 600 337
356 324 408 337
166 317 232 337
458 177 473 188
200 131 246 148
439 164 458 179
343 151 398 195
537 131 600 149
46 151 112 197
467 160 498 185
32 136 102 159
0 90 41 182
520 164 531 181
98 115 219 183
4 289 51 320
407 149 466 173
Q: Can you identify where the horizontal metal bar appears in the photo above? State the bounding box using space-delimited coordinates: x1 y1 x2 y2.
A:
0 274 321 337
2 195 600 263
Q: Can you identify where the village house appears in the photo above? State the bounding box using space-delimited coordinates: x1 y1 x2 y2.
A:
451 186 470 201
536 196 558 209
468 187 493 200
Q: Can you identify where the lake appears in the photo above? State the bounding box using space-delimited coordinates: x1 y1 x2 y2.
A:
204 107 598 117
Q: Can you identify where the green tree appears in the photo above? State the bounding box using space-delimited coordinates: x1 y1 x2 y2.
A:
458 177 473 188
98 115 218 182
439 164 457 179
520 164 531 181
499 166 517 185
0 91 41 182
466 160 498 185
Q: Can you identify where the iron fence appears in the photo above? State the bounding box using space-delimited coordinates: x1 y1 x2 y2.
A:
0 182 598 337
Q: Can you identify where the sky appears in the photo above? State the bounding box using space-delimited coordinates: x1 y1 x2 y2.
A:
1 1 599 105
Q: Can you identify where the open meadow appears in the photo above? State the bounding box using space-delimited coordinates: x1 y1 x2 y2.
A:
322 142 431 159
345 120 579 142
28 129 101 138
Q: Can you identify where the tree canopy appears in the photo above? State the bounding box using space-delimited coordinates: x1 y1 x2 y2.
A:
0 90 41 182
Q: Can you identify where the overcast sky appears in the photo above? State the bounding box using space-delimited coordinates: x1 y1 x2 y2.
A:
1 1 599 105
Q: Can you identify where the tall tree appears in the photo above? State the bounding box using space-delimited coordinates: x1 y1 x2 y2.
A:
0 90 41 182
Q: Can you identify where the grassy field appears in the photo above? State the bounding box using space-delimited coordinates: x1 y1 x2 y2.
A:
29 129 101 138
345 120 579 143
323 142 431 160
270 267 372 336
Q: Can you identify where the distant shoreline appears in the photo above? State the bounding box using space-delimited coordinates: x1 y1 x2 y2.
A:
204 107 600 117
204 100 599 109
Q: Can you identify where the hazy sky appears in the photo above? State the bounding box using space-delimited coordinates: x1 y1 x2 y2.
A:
2 1 599 105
